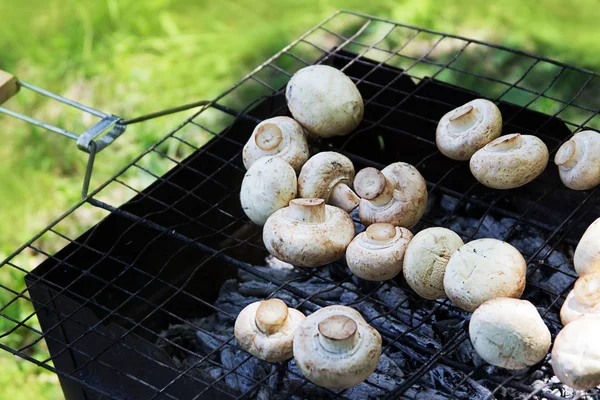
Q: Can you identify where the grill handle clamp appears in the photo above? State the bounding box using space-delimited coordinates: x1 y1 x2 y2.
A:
0 69 213 199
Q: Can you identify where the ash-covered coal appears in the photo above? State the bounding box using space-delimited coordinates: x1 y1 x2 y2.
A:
156 194 580 399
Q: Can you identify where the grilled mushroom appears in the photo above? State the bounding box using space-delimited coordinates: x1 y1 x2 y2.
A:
243 116 309 173
293 305 382 389
561 272 600 325
298 152 360 212
263 198 355 267
469 298 551 370
240 157 297 225
403 227 464 300
554 130 600 191
470 133 549 189
354 162 428 228
444 239 527 312
234 298 305 362
574 217 600 276
436 99 502 160
345 223 413 281
552 317 600 389
286 65 364 138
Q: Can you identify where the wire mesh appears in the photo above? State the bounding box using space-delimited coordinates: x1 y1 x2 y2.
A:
1 10 600 400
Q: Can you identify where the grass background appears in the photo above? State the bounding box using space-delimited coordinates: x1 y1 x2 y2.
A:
0 0 598 398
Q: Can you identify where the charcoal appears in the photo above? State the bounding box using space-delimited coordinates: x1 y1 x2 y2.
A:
428 365 493 399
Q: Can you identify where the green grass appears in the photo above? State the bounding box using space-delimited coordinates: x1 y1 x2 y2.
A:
0 0 599 398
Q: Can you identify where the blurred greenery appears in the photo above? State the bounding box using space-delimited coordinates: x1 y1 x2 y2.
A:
0 0 598 398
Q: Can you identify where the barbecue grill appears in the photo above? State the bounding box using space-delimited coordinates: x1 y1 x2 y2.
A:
1 10 600 400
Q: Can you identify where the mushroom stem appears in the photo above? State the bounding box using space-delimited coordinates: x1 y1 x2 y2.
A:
255 123 283 151
554 140 580 169
448 105 478 133
574 272 600 306
354 167 395 206
363 223 397 245
329 183 360 212
255 299 289 335
317 315 359 354
284 198 326 223
485 133 523 152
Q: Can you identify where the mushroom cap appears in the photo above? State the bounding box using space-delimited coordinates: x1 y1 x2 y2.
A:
243 116 309 173
554 130 600 191
469 298 551 370
263 198 355 267
436 99 502 160
403 227 464 300
469 133 549 189
293 305 382 389
298 152 359 212
444 238 527 312
286 65 364 137
552 317 600 390
574 217 600 276
346 223 413 281
560 272 600 325
240 157 297 226
235 299 306 362
355 162 428 228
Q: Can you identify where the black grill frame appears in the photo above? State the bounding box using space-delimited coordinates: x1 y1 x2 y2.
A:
1 10 600 400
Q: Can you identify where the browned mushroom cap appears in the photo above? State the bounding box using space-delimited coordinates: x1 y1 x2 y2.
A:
293 305 381 389
262 198 355 267
554 130 600 191
436 99 502 160
234 298 306 362
298 152 360 212
243 116 309 173
354 162 428 228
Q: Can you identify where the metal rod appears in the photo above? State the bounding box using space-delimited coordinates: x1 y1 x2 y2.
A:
119 100 212 125
0 105 79 140
19 81 107 118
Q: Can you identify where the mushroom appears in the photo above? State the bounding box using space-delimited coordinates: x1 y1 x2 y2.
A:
298 152 360 212
263 198 355 267
354 162 428 228
293 305 382 389
345 223 413 281
554 130 600 191
243 116 309 173
286 65 364 138
436 99 502 160
469 298 551 370
561 272 600 325
234 298 306 362
240 157 297 226
469 133 549 189
403 227 464 300
552 317 600 390
574 217 600 276
444 238 526 312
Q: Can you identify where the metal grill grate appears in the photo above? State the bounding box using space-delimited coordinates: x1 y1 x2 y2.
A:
2 10 600 400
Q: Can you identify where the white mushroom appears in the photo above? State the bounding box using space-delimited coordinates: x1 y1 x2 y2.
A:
469 298 551 370
240 157 297 226
444 239 527 312
263 198 355 267
554 130 600 191
345 223 413 281
552 317 600 390
293 305 382 389
561 272 600 326
286 65 364 138
354 162 428 228
436 99 502 160
234 298 306 362
469 133 549 189
403 227 464 300
243 116 309 173
574 217 600 276
298 152 360 212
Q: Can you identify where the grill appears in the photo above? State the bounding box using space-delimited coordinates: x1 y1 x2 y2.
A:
2 10 600 400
